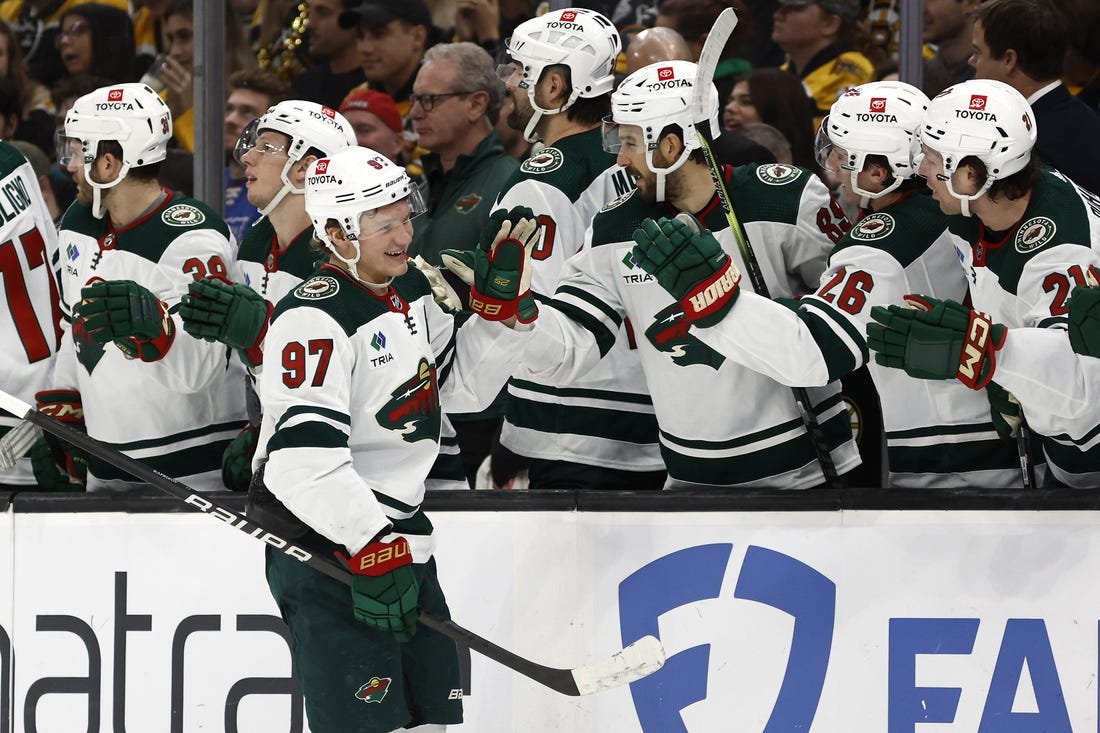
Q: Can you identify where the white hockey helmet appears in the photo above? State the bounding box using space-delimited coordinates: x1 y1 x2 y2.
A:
304 146 426 282
499 7 620 142
919 79 1036 216
814 80 930 206
235 99 357 215
603 60 719 202
58 83 171 218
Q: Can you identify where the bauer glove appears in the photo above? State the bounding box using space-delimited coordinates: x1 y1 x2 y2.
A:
336 537 419 642
867 294 1006 390
631 213 741 328
78 280 175 362
180 278 273 368
441 206 540 323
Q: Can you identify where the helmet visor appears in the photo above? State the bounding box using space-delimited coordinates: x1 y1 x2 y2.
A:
357 186 428 240
55 131 84 167
233 118 261 164
601 117 647 155
814 119 847 174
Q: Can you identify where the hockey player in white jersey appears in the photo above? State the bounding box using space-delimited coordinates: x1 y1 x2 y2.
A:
866 79 1100 487
519 60 860 488
50 82 246 492
255 147 535 733
0 142 66 488
489 8 667 490
636 81 1023 487
179 100 356 490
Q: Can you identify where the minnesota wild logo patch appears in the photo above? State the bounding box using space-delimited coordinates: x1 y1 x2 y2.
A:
520 147 564 174
455 193 482 214
376 358 441 442
645 302 726 369
756 163 803 186
850 213 895 241
294 276 340 300
1014 217 1056 253
356 677 392 704
162 203 206 227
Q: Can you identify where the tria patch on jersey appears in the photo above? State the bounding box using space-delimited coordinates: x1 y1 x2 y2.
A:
294 276 340 300
618 246 654 285
355 677 391 704
850 212 895 241
1014 216 1057 253
162 204 206 227
756 163 803 186
520 147 564 174
600 190 634 212
454 193 482 214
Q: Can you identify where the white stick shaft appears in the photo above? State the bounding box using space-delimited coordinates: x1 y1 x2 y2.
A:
0 389 32 420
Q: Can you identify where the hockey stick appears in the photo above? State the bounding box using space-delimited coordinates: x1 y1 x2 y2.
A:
692 8 841 488
1016 412 1037 490
0 420 40 469
0 389 664 696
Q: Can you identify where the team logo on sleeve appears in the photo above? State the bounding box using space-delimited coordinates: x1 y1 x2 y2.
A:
355 677 391 704
849 213 895 241
644 303 726 369
1014 217 1056 253
756 164 803 186
376 358 441 443
520 147 564 174
294 276 340 300
162 204 206 227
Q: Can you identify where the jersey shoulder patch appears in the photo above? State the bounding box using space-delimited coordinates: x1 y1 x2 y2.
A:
1013 216 1057 253
849 212 895 241
519 147 564 175
293 274 340 301
754 163 804 186
590 190 652 248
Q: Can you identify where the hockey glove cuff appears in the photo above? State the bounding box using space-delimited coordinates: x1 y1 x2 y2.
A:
336 537 419 642
79 280 176 362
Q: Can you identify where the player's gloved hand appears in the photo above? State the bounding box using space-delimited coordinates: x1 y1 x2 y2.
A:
78 280 176 362
408 255 463 312
440 206 540 323
631 213 741 328
30 390 87 490
867 294 1006 390
179 278 273 368
1068 285 1100 358
986 381 1022 439
336 536 419 642
221 423 258 491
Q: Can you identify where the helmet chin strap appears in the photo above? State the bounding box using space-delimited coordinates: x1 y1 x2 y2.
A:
522 79 573 143
647 147 691 203
259 159 303 216
324 235 392 289
946 176 993 219
85 159 129 219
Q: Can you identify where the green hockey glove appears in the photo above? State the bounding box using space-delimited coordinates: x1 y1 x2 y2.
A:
867 294 1006 390
440 206 540 323
78 280 175 362
631 213 741 328
986 381 1022 440
336 536 419 642
180 277 273 367
221 423 258 491
1068 285 1100 358
30 390 87 490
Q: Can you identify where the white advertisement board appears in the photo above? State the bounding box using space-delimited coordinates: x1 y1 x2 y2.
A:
3 508 1098 732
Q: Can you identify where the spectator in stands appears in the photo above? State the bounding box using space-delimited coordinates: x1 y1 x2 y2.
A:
923 0 979 94
970 0 1100 196
132 0 172 72
0 0 129 86
1058 0 1100 114
291 0 366 109
656 0 752 104
0 20 52 155
224 68 290 244
723 68 821 176
771 0 877 121
338 86 405 163
339 0 437 117
624 25 692 76
452 0 535 61
57 3 136 84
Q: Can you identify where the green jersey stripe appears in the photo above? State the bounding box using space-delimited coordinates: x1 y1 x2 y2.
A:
544 300 618 357
887 438 1021 475
798 299 866 380
112 420 244 451
506 396 659 444
274 404 351 433
555 284 623 328
90 438 231 482
509 378 654 406
267 421 348 453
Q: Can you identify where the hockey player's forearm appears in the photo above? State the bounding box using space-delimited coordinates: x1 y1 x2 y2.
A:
521 306 603 384
440 317 530 413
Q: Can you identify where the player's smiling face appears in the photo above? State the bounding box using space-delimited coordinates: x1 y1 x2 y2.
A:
353 199 414 284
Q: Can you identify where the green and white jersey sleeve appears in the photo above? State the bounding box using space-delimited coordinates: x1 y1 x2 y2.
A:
0 142 63 486
256 265 527 556
54 194 247 491
526 167 861 489
693 192 1022 488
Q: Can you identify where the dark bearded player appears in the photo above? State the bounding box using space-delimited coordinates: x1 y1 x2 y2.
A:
253 146 535 733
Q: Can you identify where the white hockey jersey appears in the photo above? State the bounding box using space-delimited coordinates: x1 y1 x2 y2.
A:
693 192 1023 488
524 164 860 488
254 264 527 558
53 193 247 492
0 143 63 486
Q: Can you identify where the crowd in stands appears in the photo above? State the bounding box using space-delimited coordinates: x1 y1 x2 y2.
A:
1 0 1099 493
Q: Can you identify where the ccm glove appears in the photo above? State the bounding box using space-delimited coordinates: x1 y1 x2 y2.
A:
441 206 540 323
221 423 258 491
30 390 87 490
867 294 1006 390
336 537 419 642
78 280 175 362
631 213 741 328
180 277 273 367
1068 285 1100 359
986 381 1023 440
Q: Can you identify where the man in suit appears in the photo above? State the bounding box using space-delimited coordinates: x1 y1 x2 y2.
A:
969 0 1100 195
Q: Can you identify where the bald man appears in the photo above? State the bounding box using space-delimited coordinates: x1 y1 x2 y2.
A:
625 26 692 74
